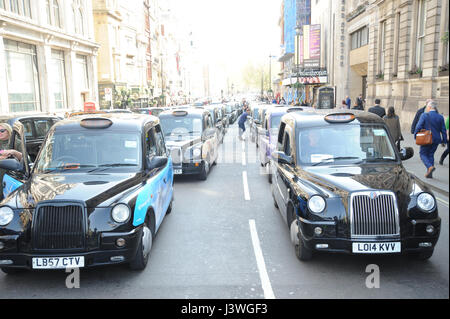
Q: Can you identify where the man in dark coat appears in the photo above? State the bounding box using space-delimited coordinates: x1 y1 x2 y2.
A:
368 99 386 118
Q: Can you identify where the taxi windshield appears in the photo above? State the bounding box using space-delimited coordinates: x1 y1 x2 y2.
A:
34 130 141 173
159 116 203 137
270 114 283 130
298 124 398 166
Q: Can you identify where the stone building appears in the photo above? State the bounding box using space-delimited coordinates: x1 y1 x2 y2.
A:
0 0 99 115
365 0 449 128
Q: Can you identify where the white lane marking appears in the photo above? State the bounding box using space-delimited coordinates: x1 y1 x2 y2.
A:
242 152 246 166
436 197 449 207
242 141 245 151
243 171 250 200
249 219 276 299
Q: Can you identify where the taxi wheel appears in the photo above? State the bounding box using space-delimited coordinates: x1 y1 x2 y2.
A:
295 238 313 261
0 268 25 275
129 219 153 270
198 161 208 181
267 164 272 184
410 250 434 260
166 199 173 215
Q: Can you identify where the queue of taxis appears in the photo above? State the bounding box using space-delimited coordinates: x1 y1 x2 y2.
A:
0 113 174 273
270 109 441 261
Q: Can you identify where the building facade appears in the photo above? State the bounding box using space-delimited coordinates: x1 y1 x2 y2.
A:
365 0 449 128
0 0 99 115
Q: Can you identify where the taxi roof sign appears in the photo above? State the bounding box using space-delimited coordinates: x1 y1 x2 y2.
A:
172 110 188 116
80 118 113 129
324 113 356 123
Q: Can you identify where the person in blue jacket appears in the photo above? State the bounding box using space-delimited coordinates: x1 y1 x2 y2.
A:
238 106 249 140
414 101 448 178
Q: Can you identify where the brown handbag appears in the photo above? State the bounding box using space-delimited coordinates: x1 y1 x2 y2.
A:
416 129 433 146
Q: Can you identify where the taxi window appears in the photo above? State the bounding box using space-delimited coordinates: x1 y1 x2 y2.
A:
297 124 397 165
283 132 291 156
34 119 53 138
270 115 283 130
160 116 203 136
20 120 34 139
34 131 141 173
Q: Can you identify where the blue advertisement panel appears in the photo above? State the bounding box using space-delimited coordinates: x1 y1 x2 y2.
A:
284 0 296 54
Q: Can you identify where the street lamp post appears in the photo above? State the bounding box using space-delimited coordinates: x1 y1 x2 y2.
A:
295 25 302 104
268 54 276 99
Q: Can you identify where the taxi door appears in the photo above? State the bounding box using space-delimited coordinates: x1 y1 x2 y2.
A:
1 122 31 199
258 115 269 166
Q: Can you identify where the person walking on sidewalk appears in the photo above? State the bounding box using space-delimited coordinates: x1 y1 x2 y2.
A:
238 106 249 140
345 96 351 109
414 101 448 179
368 99 386 118
383 107 403 150
410 99 432 134
439 116 449 165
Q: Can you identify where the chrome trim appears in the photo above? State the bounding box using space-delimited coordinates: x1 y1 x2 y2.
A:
349 191 400 239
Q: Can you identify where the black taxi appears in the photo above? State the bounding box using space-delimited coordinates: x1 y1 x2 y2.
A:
0 114 174 273
270 109 441 261
159 108 219 180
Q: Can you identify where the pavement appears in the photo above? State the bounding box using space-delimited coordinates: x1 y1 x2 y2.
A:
401 132 449 196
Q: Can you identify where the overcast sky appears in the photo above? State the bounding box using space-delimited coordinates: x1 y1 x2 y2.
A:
170 0 282 90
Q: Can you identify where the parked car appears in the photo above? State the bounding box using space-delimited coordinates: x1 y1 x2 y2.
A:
198 105 226 144
132 107 170 117
159 108 219 180
0 114 61 162
0 114 174 273
270 109 440 261
258 107 306 182
225 103 237 125
250 104 271 146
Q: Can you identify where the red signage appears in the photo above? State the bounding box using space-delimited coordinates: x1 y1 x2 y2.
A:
84 101 96 112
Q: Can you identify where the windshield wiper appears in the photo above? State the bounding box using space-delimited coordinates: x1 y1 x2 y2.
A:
361 157 397 163
41 164 96 173
87 163 137 173
311 157 361 166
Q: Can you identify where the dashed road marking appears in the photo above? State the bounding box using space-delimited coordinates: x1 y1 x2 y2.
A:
243 171 250 200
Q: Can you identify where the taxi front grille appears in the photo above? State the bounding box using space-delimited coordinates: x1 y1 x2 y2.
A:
169 147 182 165
32 204 86 250
350 191 400 238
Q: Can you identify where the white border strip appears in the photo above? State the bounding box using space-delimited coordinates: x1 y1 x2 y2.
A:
243 171 250 200
249 219 275 299
436 197 449 207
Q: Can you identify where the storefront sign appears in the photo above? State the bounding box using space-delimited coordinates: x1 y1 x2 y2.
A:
84 101 96 112
303 24 321 69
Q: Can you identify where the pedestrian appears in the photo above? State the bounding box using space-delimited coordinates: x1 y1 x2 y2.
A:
280 97 286 105
340 100 348 109
368 99 386 118
238 106 249 140
345 96 351 109
356 94 365 110
414 101 448 178
411 99 432 134
383 107 403 150
0 122 23 201
439 116 449 165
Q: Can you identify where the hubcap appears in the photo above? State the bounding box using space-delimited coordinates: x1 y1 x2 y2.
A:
142 225 152 258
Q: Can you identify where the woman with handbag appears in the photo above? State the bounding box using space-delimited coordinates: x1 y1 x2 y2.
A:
414 101 448 179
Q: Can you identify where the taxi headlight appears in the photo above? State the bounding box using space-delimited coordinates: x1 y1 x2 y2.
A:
417 193 435 212
111 204 131 223
193 148 201 157
0 206 14 226
308 196 326 214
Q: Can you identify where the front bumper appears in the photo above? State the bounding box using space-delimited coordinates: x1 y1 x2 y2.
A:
298 217 441 255
173 161 205 176
0 227 142 270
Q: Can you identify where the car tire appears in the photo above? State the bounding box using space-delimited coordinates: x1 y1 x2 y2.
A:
129 219 153 270
166 199 173 215
272 191 278 209
295 238 313 261
410 250 434 260
0 268 25 275
267 165 272 184
198 161 208 181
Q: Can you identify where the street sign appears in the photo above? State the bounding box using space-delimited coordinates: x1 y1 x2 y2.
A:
84 101 96 112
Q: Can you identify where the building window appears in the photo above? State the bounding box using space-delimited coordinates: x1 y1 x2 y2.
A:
351 26 369 50
9 0 19 14
53 0 61 27
22 0 31 18
46 0 51 24
393 13 401 75
3 39 41 113
415 0 427 69
379 21 386 74
73 1 85 35
76 54 89 91
50 50 67 109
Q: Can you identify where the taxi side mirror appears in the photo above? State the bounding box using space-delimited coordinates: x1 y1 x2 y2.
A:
400 147 414 161
147 156 168 171
271 151 293 165
0 158 24 172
